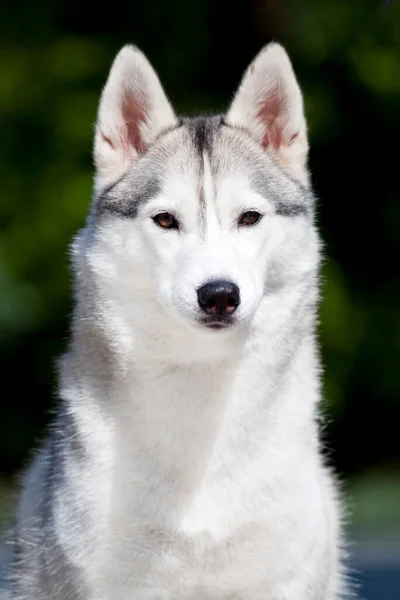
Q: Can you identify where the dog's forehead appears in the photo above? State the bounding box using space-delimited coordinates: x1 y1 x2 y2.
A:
96 116 311 218
156 116 311 214
159 115 269 179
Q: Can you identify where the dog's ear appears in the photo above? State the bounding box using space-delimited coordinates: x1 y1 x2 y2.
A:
94 45 177 192
226 43 308 184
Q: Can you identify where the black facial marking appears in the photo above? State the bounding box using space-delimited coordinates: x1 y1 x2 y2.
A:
250 166 312 218
194 118 210 155
181 115 224 234
183 114 224 157
275 203 308 217
97 172 161 218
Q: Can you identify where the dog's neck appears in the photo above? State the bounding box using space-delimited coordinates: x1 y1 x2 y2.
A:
59 276 320 521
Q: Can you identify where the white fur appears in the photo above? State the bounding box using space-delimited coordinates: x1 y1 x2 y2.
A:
11 43 347 600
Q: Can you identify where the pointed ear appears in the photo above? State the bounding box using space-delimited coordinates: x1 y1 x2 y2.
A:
226 43 309 184
94 45 177 193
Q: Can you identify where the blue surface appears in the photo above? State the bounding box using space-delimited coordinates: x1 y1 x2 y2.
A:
355 565 400 600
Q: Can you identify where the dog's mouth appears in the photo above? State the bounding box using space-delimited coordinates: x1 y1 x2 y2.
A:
197 316 236 330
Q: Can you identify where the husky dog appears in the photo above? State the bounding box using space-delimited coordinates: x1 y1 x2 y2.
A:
10 42 346 599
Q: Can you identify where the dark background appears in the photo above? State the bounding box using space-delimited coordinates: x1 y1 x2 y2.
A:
1 0 400 595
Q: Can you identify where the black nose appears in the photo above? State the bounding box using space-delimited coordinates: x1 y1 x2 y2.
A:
197 280 240 316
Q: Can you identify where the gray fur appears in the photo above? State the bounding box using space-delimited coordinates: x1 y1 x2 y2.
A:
96 165 162 218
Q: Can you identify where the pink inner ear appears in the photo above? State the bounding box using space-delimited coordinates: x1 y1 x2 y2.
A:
121 88 148 154
257 83 289 151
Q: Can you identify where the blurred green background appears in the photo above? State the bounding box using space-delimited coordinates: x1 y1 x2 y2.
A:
0 0 400 571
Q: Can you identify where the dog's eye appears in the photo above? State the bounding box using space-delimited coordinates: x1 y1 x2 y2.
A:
153 212 179 230
239 211 262 226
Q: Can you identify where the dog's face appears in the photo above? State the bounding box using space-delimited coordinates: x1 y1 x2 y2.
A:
80 44 318 347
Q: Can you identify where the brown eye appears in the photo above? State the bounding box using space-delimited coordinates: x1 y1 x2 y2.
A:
153 212 179 230
239 211 261 226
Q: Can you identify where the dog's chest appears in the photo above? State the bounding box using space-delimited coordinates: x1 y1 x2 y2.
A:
98 482 309 600
101 521 276 599
94 369 320 597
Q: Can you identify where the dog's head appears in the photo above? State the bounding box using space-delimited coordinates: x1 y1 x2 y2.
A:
77 44 319 356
